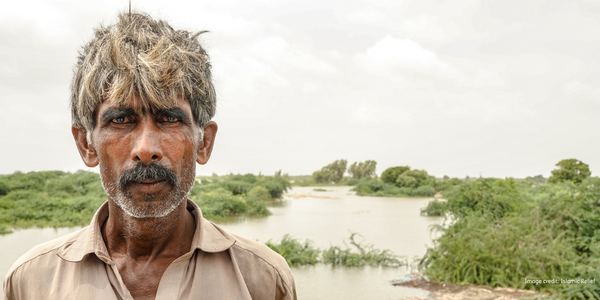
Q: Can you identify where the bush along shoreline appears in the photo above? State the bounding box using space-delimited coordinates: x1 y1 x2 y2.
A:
419 177 600 299
0 171 289 234
265 233 406 267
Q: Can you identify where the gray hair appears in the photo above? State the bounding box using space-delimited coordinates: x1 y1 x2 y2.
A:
70 11 216 142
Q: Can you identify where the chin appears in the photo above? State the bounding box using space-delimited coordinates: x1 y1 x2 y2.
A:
116 196 185 218
113 190 187 219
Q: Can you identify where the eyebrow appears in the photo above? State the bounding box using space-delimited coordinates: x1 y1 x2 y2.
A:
100 107 136 124
100 107 190 124
99 107 192 125
155 108 191 124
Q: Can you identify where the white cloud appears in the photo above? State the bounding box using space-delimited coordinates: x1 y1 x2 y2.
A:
350 101 417 125
248 35 338 75
212 49 290 101
343 6 387 24
357 35 465 82
562 80 600 97
181 11 257 37
249 36 289 59
401 14 446 42
0 1 73 40
470 66 506 88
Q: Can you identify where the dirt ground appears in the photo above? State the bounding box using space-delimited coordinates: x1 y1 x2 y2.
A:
392 274 547 300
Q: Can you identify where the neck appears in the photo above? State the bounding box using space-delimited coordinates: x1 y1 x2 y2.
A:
102 199 195 260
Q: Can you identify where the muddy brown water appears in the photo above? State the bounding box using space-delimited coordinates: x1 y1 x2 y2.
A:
0 186 444 299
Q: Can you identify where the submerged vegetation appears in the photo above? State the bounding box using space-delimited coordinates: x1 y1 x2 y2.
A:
420 168 600 299
265 233 405 267
0 170 290 234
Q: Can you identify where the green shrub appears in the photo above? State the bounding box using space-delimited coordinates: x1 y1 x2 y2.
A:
420 177 600 298
396 174 418 188
265 234 320 266
0 171 108 233
221 180 253 195
354 178 386 195
446 178 521 219
245 186 271 216
194 192 247 218
354 178 436 198
265 233 405 267
0 180 9 195
421 199 447 216
0 171 280 233
248 186 270 202
354 184 374 195
322 233 405 267
411 185 435 197
259 177 290 198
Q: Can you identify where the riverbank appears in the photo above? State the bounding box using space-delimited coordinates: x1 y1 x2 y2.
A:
394 275 545 300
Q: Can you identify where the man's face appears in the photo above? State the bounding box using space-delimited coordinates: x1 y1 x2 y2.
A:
90 96 201 218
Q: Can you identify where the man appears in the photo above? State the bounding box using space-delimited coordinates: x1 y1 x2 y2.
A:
3 11 296 300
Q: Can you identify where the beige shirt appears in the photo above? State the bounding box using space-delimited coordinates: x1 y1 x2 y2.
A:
3 200 296 300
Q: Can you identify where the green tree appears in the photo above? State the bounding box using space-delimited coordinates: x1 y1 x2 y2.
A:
348 160 377 179
548 159 591 184
381 166 410 184
312 159 347 184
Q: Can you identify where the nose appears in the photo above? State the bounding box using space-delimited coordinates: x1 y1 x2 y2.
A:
131 121 163 164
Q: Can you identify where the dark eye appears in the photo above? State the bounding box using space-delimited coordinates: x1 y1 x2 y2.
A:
113 117 128 124
163 116 179 123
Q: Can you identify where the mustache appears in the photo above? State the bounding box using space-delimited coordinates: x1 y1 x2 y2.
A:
119 162 177 188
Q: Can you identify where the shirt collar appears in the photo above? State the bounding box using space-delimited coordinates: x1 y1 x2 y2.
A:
57 199 236 262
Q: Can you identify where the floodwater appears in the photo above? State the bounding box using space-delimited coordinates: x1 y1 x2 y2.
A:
0 186 444 299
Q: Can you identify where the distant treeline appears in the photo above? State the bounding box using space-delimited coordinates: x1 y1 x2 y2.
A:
294 159 468 197
419 159 600 299
0 170 291 234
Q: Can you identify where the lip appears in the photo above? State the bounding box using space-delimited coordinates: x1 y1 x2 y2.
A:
130 179 167 193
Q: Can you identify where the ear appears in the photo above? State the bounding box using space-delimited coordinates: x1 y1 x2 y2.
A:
196 121 218 165
72 126 99 167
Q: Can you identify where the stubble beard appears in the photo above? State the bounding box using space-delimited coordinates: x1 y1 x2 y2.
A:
100 161 196 219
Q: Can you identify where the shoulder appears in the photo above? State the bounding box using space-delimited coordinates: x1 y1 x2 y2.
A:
7 227 88 274
230 232 292 277
3 227 89 297
208 223 296 300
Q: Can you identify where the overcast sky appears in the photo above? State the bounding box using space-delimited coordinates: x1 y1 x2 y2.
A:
1 0 599 178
